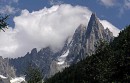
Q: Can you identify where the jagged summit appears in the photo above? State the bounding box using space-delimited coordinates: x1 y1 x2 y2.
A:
89 13 97 21
87 13 99 26
86 13 105 39
84 13 114 55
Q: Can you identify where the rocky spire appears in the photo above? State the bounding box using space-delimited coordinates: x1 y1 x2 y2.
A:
85 13 114 55
86 13 105 39
0 56 16 79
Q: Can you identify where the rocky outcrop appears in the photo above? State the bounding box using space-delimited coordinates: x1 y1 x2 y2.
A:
84 13 113 55
48 13 114 77
66 24 86 64
0 75 10 83
9 47 60 79
0 56 15 79
65 13 114 65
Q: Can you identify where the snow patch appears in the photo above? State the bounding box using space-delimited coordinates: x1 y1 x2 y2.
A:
57 61 65 65
10 76 25 83
0 75 7 79
69 40 73 47
57 50 69 65
60 50 69 58
100 20 120 37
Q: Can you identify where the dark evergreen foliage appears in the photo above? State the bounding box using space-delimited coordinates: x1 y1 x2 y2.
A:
0 14 9 32
25 64 43 83
44 25 130 83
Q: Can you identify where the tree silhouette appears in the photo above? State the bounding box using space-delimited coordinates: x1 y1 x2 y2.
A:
0 14 9 32
25 64 43 83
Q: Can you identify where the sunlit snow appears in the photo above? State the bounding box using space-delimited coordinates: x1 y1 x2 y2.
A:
10 76 25 83
0 75 7 79
57 61 65 65
57 50 69 65
60 50 70 58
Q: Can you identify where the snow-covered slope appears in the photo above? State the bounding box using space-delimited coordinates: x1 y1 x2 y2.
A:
10 76 25 83
0 75 10 83
0 75 7 79
57 50 69 65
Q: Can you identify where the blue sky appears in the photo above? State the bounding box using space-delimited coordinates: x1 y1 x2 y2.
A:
0 0 130 29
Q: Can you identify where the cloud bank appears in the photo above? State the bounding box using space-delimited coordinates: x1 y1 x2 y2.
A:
0 4 120 58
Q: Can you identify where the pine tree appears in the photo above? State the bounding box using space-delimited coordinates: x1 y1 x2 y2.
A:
25 64 43 83
0 14 9 32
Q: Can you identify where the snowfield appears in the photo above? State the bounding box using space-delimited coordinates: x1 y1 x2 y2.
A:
57 50 69 65
0 75 7 79
10 76 25 83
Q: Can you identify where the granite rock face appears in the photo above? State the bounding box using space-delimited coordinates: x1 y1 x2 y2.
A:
49 13 114 76
0 77 10 83
9 47 58 78
84 13 113 55
0 56 15 79
66 24 86 64
65 13 114 65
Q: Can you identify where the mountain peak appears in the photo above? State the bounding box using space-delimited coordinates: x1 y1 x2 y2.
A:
91 13 97 20
86 13 104 38
30 48 37 56
89 13 98 24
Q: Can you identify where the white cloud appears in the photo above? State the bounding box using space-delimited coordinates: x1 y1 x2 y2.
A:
0 28 18 58
0 5 19 14
0 4 120 58
98 0 117 7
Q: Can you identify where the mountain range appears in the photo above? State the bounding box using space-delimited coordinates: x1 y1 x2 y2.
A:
0 13 114 81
